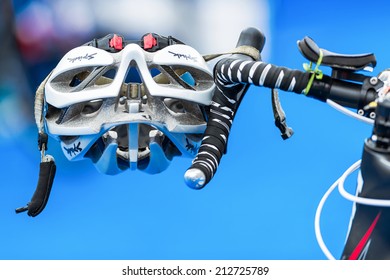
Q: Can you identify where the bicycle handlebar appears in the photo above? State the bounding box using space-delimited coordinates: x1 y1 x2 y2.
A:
184 27 265 189
213 54 378 108
185 27 380 189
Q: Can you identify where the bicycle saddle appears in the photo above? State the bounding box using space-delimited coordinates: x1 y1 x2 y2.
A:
298 36 376 71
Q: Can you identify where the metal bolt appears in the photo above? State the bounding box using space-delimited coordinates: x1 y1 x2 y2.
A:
142 95 148 104
370 76 378 85
119 96 126 105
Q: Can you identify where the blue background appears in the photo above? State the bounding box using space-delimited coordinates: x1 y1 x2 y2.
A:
0 0 388 259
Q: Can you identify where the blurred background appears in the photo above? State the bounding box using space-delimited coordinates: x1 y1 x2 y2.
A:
0 0 386 259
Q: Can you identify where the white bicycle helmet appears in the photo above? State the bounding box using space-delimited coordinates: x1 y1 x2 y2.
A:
43 33 215 175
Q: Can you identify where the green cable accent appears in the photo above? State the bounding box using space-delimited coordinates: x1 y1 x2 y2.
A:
303 49 324 95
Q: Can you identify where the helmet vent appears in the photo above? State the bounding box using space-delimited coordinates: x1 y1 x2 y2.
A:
159 65 195 90
81 99 103 116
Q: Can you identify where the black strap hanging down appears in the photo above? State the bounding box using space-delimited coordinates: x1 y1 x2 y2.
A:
15 157 56 217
